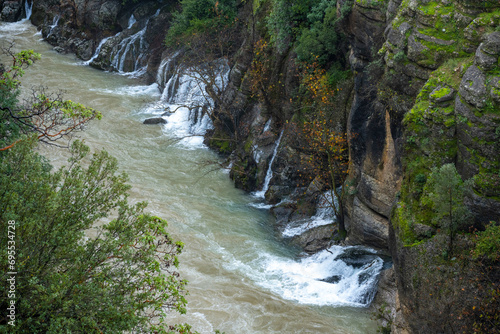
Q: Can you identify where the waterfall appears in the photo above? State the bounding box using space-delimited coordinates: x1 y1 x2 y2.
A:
47 15 59 37
254 130 284 198
144 55 230 147
107 10 160 74
263 118 272 132
84 11 161 74
83 36 112 65
282 190 340 237
109 24 148 73
257 245 384 307
156 51 180 90
127 14 137 29
24 0 32 20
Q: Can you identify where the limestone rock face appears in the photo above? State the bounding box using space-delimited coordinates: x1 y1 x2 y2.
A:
343 0 500 332
344 0 407 252
289 224 335 254
347 197 389 252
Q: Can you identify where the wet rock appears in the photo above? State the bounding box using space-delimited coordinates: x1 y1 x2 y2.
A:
143 117 167 125
290 223 335 254
1 0 22 22
320 275 342 284
266 185 293 204
371 266 397 326
334 247 380 268
270 205 294 227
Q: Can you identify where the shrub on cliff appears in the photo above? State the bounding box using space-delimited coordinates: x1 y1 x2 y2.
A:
165 0 239 47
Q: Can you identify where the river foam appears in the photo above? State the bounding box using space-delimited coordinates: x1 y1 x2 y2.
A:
2 16 382 333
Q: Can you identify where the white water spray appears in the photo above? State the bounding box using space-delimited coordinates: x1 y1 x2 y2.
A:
47 15 59 37
282 190 339 237
127 14 137 29
84 36 111 65
24 0 33 20
143 56 230 147
254 130 284 198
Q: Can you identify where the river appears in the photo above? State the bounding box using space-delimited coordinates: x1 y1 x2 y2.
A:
1 17 379 333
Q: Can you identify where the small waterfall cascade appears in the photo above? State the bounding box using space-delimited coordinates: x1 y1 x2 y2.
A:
127 14 137 29
24 0 32 20
146 56 230 146
107 9 160 74
84 36 112 66
252 118 273 164
156 51 181 91
282 190 339 237
263 118 272 132
47 15 59 37
254 130 284 198
109 24 148 73
85 10 160 74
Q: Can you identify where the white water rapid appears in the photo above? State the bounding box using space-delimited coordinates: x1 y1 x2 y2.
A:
1 18 382 333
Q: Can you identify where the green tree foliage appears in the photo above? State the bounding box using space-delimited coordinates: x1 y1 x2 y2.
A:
422 163 473 256
165 0 239 47
0 49 40 149
295 0 339 65
266 0 318 52
473 222 500 261
0 138 192 333
0 48 101 151
266 0 350 66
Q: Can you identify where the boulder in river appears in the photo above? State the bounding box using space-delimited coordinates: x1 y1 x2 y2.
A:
143 117 167 125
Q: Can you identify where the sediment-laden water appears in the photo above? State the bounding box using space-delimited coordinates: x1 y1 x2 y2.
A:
1 18 380 333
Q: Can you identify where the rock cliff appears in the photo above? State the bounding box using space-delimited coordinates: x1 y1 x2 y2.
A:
3 0 499 331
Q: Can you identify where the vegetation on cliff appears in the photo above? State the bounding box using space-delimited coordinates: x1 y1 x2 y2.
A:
7 0 499 332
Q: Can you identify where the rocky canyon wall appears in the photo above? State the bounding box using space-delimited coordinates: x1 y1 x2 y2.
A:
3 0 499 332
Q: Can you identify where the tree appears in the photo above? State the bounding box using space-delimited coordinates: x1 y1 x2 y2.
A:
0 48 194 333
0 138 192 333
0 47 101 151
422 163 472 256
290 59 351 238
295 113 350 238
